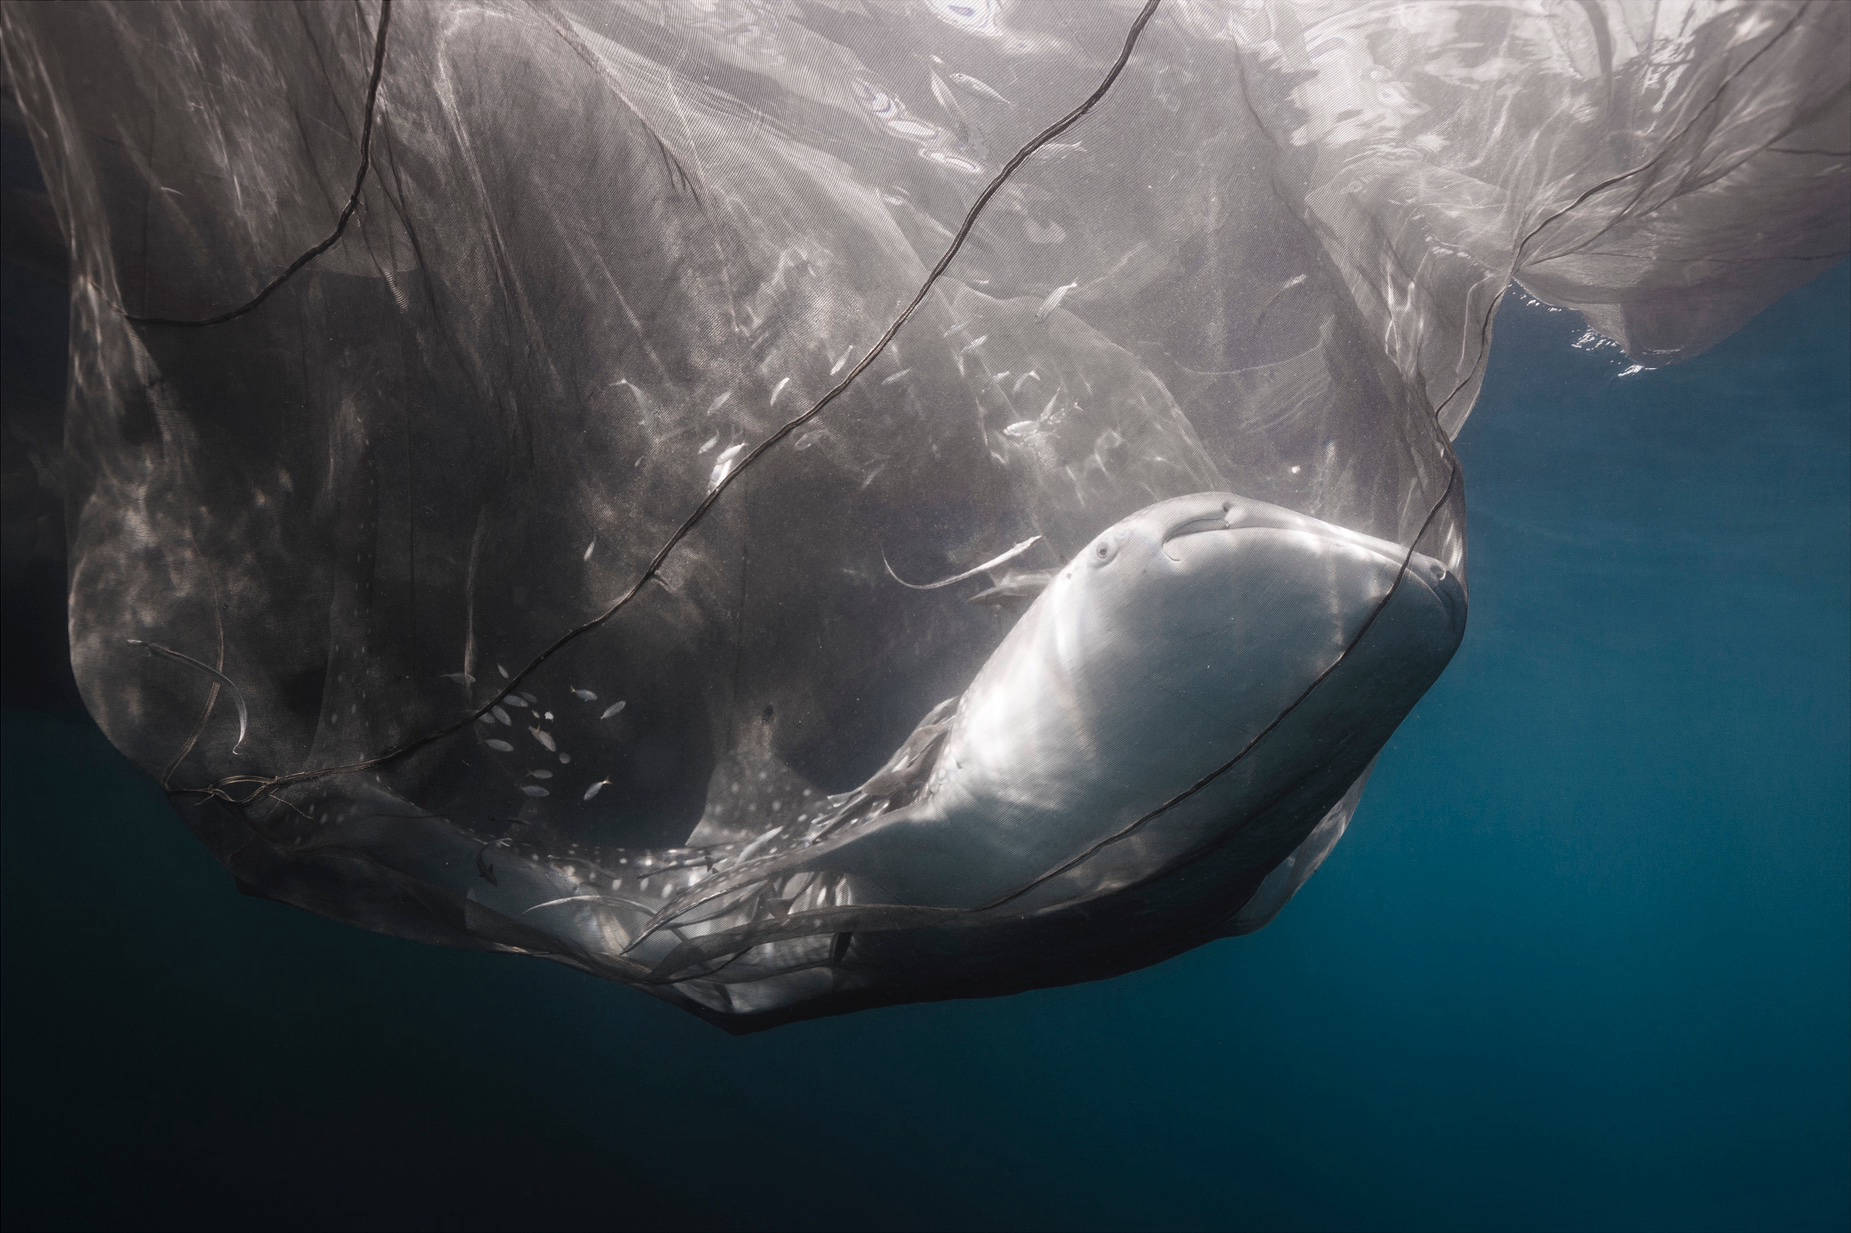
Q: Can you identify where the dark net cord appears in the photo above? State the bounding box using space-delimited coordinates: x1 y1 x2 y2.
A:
122 0 394 329
1521 0 1812 270
178 0 1168 807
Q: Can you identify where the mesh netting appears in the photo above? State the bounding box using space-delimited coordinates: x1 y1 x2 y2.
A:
2 0 1844 1027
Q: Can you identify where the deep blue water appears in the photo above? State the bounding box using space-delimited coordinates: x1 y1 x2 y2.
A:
3 264 1846 1232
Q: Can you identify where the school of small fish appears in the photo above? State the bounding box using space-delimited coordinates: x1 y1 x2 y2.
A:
469 678 630 809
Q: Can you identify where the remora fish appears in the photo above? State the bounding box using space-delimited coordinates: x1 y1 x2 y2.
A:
647 492 1466 942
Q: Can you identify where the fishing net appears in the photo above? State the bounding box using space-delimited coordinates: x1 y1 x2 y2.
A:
2 0 1844 1027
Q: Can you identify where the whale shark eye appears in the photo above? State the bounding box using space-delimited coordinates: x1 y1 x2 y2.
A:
1089 536 1119 566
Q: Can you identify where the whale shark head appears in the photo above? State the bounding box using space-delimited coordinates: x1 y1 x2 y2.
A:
878 489 1469 916
1079 491 1461 730
1064 492 1464 665
963 492 1468 811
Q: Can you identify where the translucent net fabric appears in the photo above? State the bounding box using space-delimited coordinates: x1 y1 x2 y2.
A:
2 0 1844 1027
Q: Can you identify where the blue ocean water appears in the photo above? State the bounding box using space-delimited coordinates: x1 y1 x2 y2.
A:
3 264 1846 1232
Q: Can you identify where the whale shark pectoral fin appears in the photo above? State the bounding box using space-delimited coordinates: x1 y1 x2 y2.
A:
967 569 1057 606
805 803 964 907
831 695 959 814
640 698 965 945
1220 758 1378 937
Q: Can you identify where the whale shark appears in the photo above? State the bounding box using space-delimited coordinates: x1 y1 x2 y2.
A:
519 491 1470 1015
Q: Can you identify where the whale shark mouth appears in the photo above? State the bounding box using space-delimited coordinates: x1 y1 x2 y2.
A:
1159 506 1236 559
1162 513 1233 544
1158 503 1467 640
